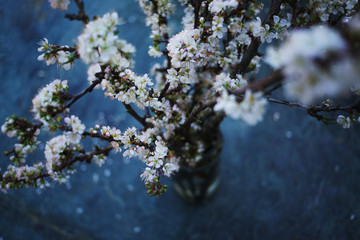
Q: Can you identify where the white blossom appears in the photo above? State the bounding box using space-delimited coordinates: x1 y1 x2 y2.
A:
308 0 358 22
212 16 227 39
337 115 352 128
147 157 163 169
111 141 122 153
209 0 225 13
140 167 156 183
48 0 70 11
163 163 178 177
148 46 163 57
57 50 72 70
87 63 102 87
240 90 268 126
93 155 107 167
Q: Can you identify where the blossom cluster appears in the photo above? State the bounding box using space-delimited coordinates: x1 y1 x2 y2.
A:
136 0 174 57
165 29 220 87
44 115 86 183
215 90 267 126
97 125 179 184
77 12 135 65
208 0 238 14
100 67 167 112
212 73 247 93
1 0 360 197
37 38 74 70
265 25 359 104
31 79 69 126
167 29 201 68
45 134 81 183
1 116 40 165
1 163 45 191
146 101 186 139
308 0 358 22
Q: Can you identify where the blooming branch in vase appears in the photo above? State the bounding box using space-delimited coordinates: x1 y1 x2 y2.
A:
0 0 359 197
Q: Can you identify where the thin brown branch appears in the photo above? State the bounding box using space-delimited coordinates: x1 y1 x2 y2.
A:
64 0 89 24
58 124 116 142
123 103 150 128
82 131 114 142
268 97 360 121
50 46 77 54
268 98 360 113
159 82 170 101
232 70 283 96
193 0 202 29
61 79 101 111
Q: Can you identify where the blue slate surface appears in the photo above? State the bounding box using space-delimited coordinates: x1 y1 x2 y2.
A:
0 1 360 239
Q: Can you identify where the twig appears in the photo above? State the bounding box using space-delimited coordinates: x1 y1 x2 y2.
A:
61 79 101 111
50 46 77 54
65 0 89 24
2 145 113 186
268 97 360 121
267 98 360 113
232 70 283 96
123 103 150 128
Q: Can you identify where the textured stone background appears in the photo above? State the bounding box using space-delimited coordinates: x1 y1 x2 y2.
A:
0 1 359 239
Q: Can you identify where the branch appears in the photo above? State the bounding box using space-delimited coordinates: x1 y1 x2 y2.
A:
60 79 101 112
2 145 113 187
230 0 284 76
158 82 170 101
232 70 283 96
50 45 77 54
64 0 89 24
58 125 116 142
82 131 115 142
123 103 150 128
193 0 202 29
268 98 360 121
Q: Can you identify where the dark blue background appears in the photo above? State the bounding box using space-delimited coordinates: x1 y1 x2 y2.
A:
0 1 359 239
